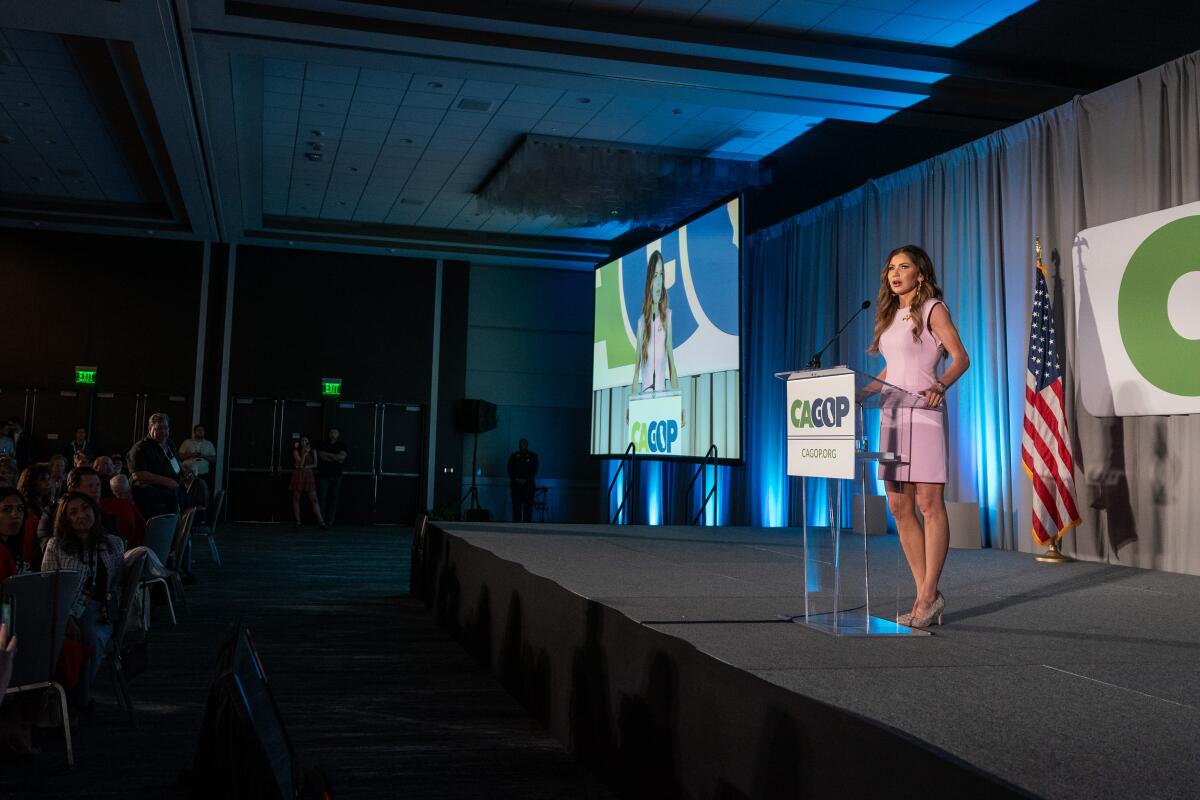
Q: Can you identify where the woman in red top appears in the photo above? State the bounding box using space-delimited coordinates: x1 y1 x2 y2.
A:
290 435 326 529
16 464 51 564
0 488 25 580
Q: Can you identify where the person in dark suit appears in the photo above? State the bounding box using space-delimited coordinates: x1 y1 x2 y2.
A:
507 439 538 523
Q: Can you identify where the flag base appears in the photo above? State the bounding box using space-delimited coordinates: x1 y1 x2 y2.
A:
1035 538 1074 563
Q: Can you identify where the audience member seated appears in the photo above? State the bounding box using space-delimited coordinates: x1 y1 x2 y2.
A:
129 412 190 519
36 467 117 566
178 423 216 490
0 488 24 580
93 456 116 499
0 422 14 461
111 453 126 476
0 458 17 488
100 475 146 549
72 450 91 469
16 463 50 564
41 491 124 711
47 454 67 503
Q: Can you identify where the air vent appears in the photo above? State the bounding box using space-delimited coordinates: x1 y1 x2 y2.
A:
456 97 495 113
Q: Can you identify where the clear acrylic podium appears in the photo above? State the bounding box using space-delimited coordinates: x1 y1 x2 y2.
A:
775 365 943 637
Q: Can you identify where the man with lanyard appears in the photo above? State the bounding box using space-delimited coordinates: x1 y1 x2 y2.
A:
128 412 189 519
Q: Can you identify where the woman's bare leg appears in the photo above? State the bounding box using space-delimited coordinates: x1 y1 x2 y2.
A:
291 491 302 525
886 481 924 609
306 489 325 526
914 482 949 612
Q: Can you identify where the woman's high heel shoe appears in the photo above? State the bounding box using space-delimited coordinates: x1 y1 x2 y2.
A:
910 592 945 629
896 608 915 626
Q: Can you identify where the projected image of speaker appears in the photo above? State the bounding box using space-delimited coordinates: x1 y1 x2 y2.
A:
591 196 743 463
454 399 498 433
189 623 333 800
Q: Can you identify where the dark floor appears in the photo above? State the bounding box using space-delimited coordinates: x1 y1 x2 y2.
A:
0 524 614 800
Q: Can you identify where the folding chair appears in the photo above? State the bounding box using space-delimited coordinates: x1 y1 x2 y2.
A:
166 507 197 612
192 489 225 567
141 513 179 625
1 570 83 767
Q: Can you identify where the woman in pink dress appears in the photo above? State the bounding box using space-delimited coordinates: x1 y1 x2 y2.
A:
630 250 679 394
869 245 970 628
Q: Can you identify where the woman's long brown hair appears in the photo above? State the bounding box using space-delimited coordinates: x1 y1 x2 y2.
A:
52 491 112 555
867 244 943 354
639 250 669 364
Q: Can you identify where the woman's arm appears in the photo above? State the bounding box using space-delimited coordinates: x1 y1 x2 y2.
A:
665 314 679 390
629 320 645 393
292 448 302 468
925 304 970 406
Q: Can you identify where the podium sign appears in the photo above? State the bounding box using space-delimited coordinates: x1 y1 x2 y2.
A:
786 371 856 479
628 391 684 456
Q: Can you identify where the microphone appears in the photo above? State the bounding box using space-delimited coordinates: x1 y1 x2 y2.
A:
805 300 871 370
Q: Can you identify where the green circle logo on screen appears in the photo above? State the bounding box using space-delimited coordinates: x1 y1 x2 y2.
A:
1118 216 1200 396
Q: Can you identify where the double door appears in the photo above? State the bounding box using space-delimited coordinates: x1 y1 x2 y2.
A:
224 397 423 525
0 386 189 463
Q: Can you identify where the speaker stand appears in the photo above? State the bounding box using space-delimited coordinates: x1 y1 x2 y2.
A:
458 431 482 512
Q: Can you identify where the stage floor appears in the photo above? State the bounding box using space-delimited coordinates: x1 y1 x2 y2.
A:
433 522 1200 799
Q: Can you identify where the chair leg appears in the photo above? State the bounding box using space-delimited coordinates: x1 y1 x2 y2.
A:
52 683 74 768
162 582 177 625
208 535 222 567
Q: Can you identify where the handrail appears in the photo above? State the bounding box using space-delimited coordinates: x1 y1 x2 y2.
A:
608 442 637 525
685 444 719 526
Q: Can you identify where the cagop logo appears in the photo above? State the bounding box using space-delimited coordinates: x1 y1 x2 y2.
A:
1117 215 1200 397
790 396 850 429
632 419 680 454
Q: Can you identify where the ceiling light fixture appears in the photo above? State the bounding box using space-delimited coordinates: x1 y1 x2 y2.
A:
672 108 683 115
427 81 443 89
578 97 591 104
305 152 322 161
311 129 325 137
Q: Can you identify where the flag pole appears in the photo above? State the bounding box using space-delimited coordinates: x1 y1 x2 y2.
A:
1031 237 1075 565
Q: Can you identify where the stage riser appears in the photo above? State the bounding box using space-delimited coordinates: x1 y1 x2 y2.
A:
416 523 1025 799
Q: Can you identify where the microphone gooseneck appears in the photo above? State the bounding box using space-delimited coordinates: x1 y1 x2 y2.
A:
805 300 872 370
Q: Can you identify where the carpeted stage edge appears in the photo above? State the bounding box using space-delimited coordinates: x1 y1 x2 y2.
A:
414 522 1069 799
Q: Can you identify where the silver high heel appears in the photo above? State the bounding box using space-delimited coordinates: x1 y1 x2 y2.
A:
910 592 945 629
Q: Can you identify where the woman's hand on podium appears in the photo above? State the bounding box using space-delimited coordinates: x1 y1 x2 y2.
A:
921 383 945 408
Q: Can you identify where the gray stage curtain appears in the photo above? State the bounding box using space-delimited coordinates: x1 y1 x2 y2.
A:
746 50 1200 573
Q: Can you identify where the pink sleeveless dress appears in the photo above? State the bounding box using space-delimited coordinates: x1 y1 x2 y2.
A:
878 300 948 484
639 310 671 393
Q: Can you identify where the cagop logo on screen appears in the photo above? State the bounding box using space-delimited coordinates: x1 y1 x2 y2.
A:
631 419 680 454
1074 202 1200 417
789 395 851 430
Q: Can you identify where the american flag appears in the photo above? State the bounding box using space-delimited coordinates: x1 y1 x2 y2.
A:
1021 255 1081 545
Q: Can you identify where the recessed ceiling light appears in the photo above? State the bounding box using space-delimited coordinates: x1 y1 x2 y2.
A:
387 248 397 254
305 152 322 161
427 81 443 89
317 102 326 109
43 139 56 145
311 129 325 137
578 97 591 104
672 108 683 115
16 101 31 108
287 240 296 245
0 135 13 145
398 138 413 144
338 201 346 206
145 229 154 235
611 209 619 216
349 166 358 172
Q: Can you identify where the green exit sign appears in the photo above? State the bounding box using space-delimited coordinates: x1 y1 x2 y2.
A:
321 378 342 397
75 366 97 385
